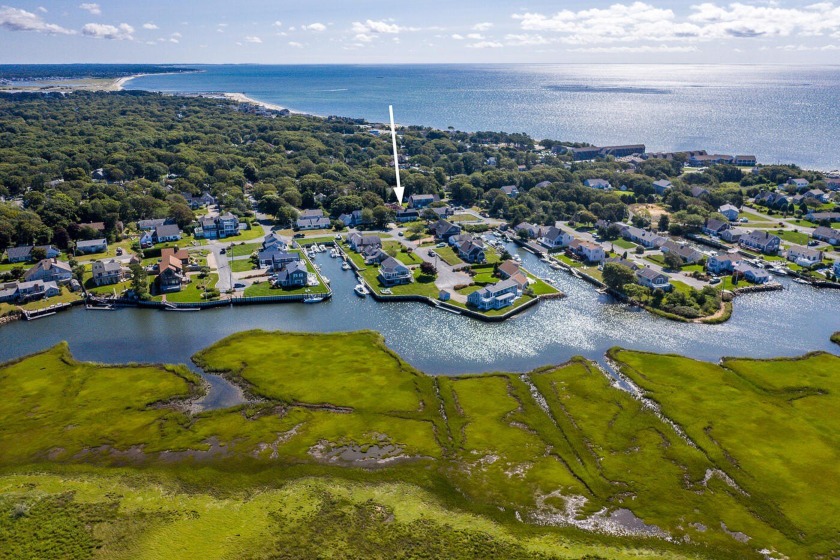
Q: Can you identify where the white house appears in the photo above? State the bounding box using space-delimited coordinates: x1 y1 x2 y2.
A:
718 204 740 221
467 279 521 311
786 245 822 267
378 257 412 286
635 267 671 291
539 227 573 249
569 239 605 263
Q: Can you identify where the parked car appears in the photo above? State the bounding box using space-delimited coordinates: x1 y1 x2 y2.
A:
115 248 123 256
429 250 437 257
436 242 446 248
234 282 245 289
293 233 305 238
219 248 226 254
709 277 721 285
397 231 404 237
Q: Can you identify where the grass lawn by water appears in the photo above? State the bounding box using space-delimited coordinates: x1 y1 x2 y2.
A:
433 245 463 266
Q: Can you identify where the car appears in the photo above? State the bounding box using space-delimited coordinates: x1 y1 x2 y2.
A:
219 248 226 254
436 242 446 248
115 248 123 256
739 218 749 223
398 231 404 237
709 277 721 284
234 282 245 289
808 240 819 246
293 233 305 239
428 250 437 257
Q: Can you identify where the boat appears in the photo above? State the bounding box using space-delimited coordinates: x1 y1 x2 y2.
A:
341 262 351 271
540 255 550 263
322 276 330 284
544 278 555 285
354 284 369 297
793 277 810 285
550 262 562 270
303 294 325 303
513 255 522 263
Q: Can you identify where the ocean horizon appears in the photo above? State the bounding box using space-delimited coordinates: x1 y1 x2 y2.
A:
125 63 840 171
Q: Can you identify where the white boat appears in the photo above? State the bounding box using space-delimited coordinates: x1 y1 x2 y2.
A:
341 262 351 271
550 262 562 270
540 255 550 262
322 276 331 284
303 294 325 303
354 284 369 297
793 277 810 285
513 255 522 262
329 249 338 258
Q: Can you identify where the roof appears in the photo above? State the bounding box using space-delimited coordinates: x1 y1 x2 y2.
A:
584 178 610 187
379 256 407 273
93 259 123 273
542 226 566 240
719 204 739 213
498 260 520 277
813 226 840 239
25 258 71 275
76 238 106 248
501 185 518 194
78 222 105 231
652 179 673 188
299 209 324 218
743 230 779 243
705 218 728 231
155 224 181 237
138 218 167 229
636 267 667 281
787 245 821 259
5 246 33 260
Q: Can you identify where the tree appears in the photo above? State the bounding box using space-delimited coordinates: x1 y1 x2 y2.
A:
602 263 636 292
29 247 47 262
128 263 149 299
420 261 437 276
372 205 393 228
658 214 670 232
663 251 684 270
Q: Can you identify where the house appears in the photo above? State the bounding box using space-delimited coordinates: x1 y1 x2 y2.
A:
534 180 552 189
660 240 703 264
91 168 106 181
182 192 215 209
467 279 521 310
258 249 300 270
584 178 610 190
734 262 770 284
262 233 287 251
755 191 790 209
703 219 730 236
690 186 710 198
620 225 665 248
347 232 382 252
152 224 182 244
539 227 573 249
456 238 486 263
407 194 439 209
0 282 18 303
718 204 740 221
378 256 412 286
707 253 742 274
362 247 389 265
688 154 734 166
431 219 461 241
297 209 330 230
788 178 810 190
569 239 605 263
217 213 240 237
139 231 154 249
338 209 364 227
563 144 645 161
5 245 60 264
720 227 748 243
91 260 125 286
803 189 830 203
275 261 309 288
23 259 72 284
812 226 840 245
733 155 757 166
430 206 455 219
514 222 542 239
75 238 107 255
77 221 106 233
395 208 420 222
137 218 169 231
652 180 673 196
786 245 822 267
805 211 840 223
635 268 671 291
739 230 780 254
16 279 60 301
826 178 840 191
157 248 190 292
195 213 241 239
497 260 521 279
603 257 640 271
501 185 519 197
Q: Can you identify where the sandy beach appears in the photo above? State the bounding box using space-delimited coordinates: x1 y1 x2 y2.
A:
222 92 310 115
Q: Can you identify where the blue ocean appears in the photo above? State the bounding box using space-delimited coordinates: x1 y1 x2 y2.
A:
129 64 840 170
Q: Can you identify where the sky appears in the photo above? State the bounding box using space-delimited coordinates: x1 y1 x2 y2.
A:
1 0 839 64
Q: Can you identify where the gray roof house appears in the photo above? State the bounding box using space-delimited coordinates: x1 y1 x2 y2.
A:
812 226 840 245
5 245 60 263
584 178 610 190
467 279 521 311
23 259 72 283
739 230 781 254
75 238 107 255
431 219 461 240
275 261 309 288
378 256 412 286
652 180 673 195
635 267 671 291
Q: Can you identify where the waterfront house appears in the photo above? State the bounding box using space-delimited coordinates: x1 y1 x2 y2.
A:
707 253 742 275
5 245 60 263
584 178 610 190
826 178 840 191
812 226 840 245
563 144 645 161
603 257 640 271
152 224 182 244
660 240 703 264
514 222 542 239
739 230 780 254
733 155 757 166
408 194 439 209
362 247 389 265
467 279 521 311
275 261 308 288
431 219 461 241
347 232 382 252
788 178 810 190
395 208 420 222
262 233 287 251
635 268 671 291
296 209 331 230
734 262 770 284
652 180 673 196
456 237 486 263
497 260 521 279
378 257 412 286
91 260 125 286
501 185 519 197
620 225 666 248
805 211 840 223
786 245 822 267
539 227 573 250
157 248 189 292
719 204 740 221
688 154 734 166
569 239 605 263
23 259 72 284
76 238 107 255
338 209 364 227
258 248 300 270
703 218 730 236
720 227 747 243
0 282 18 303
16 279 60 302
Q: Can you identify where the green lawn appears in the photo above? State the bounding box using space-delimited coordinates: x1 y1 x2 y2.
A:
739 209 773 222
774 229 810 245
450 213 480 222
382 241 422 265
243 258 328 297
229 258 256 272
433 245 462 266
553 253 581 267
220 223 267 242
359 267 439 298
160 273 220 303
612 238 637 250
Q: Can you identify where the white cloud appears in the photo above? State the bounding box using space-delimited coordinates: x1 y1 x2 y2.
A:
512 1 840 45
288 41 303 48
273 20 283 28
467 40 504 48
81 22 134 40
451 33 465 40
302 22 326 32
142 22 158 30
171 32 182 39
354 33 375 43
504 33 551 46
567 44 699 52
244 35 262 43
473 22 494 31
466 33 484 39
0 6 74 34
37 6 46 12
79 3 101 15
777 42 840 50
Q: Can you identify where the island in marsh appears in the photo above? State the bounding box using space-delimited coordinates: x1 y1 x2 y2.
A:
0 330 838 559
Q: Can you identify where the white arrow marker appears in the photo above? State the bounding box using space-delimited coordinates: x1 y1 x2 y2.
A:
388 105 405 205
